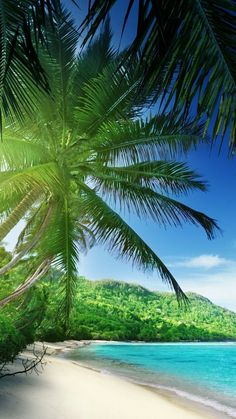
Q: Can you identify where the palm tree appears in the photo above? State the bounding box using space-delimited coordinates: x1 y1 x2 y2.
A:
80 1 236 151
0 15 218 324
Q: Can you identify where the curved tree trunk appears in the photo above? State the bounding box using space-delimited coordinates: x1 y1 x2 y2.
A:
0 258 52 307
0 204 53 276
0 190 40 241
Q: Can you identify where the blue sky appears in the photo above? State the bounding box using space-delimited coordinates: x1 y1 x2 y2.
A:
7 1 236 312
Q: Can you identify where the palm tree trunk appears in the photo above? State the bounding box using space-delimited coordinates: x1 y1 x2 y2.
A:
0 258 52 307
0 190 40 241
0 204 53 276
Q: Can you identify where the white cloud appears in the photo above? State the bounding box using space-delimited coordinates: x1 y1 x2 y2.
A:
161 254 236 311
178 268 236 312
170 254 229 269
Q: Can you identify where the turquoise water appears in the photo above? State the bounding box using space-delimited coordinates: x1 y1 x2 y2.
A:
66 342 236 417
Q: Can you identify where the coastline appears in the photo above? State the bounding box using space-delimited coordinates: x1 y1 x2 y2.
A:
0 340 231 419
62 340 236 418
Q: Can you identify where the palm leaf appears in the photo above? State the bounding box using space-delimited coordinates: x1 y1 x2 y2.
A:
0 203 53 276
0 258 51 308
75 18 115 93
40 7 79 136
92 160 207 196
0 138 50 170
0 0 50 123
81 0 236 150
0 162 63 198
91 117 205 166
88 176 218 238
75 63 141 135
79 183 187 301
0 1 80 124
36 198 78 326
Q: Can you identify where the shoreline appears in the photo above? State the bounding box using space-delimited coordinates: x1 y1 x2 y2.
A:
27 341 234 418
69 358 229 418
0 340 233 419
0 351 215 419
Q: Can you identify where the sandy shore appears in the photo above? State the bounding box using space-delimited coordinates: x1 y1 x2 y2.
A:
0 343 221 419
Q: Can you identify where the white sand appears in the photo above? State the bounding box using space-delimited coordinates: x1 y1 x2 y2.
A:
0 354 218 419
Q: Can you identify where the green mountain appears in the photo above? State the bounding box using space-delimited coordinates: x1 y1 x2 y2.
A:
39 278 236 342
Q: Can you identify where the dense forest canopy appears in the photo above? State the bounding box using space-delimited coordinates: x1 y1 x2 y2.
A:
2 270 236 366
49 277 236 342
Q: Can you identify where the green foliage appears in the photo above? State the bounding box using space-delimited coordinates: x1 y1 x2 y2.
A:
0 292 45 364
0 247 49 363
38 278 236 342
0 247 11 266
0 287 49 363
0 314 24 363
81 1 236 150
0 0 70 124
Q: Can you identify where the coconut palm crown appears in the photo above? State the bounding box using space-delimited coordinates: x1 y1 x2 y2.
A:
0 14 219 323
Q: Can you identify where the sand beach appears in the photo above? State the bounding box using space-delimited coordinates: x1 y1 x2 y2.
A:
0 341 222 419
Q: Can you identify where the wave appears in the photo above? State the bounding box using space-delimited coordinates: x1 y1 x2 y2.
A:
92 341 236 346
98 368 236 418
146 382 236 418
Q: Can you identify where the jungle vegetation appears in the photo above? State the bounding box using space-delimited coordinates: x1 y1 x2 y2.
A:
0 248 47 364
39 277 236 342
2 262 236 364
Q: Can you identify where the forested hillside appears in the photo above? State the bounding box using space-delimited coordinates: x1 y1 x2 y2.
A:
38 278 236 342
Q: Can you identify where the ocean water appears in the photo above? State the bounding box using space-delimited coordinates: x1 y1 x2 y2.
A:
66 342 236 417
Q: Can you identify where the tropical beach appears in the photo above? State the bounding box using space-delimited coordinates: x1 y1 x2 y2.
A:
0 1 236 419
0 344 219 419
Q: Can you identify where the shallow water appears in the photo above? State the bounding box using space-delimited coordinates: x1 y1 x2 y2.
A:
66 342 236 418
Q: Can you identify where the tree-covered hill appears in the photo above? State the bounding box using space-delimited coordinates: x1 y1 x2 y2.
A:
38 278 236 342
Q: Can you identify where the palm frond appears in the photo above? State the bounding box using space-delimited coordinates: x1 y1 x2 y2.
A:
0 258 51 307
75 18 115 90
58 198 78 324
88 176 218 238
14 203 49 253
75 62 144 135
0 203 53 276
91 117 205 166
0 138 50 170
80 184 187 301
81 0 236 150
41 7 79 136
75 222 96 253
35 198 79 325
0 0 50 123
0 1 80 124
0 162 63 198
92 160 207 196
